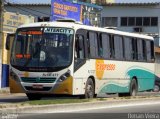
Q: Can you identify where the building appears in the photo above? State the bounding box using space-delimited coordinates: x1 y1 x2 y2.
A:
4 0 103 25
4 1 50 22
101 1 160 79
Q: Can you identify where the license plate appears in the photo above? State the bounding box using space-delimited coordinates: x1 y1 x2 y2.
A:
32 84 43 89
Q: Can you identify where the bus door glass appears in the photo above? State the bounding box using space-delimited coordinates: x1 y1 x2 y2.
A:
74 34 85 71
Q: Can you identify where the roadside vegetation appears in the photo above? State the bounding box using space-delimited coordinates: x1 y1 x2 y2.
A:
1 94 160 109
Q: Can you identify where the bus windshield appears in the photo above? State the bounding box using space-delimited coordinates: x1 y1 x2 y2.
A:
11 27 74 72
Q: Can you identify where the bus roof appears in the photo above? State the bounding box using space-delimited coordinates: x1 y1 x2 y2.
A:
19 21 153 40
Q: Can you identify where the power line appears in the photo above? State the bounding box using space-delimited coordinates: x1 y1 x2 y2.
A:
8 1 50 16
5 1 50 16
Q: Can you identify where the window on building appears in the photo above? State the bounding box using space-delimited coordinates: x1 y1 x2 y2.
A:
38 17 50 22
121 17 158 27
151 17 158 26
136 17 143 26
128 17 135 26
121 17 128 26
102 17 118 27
143 17 150 26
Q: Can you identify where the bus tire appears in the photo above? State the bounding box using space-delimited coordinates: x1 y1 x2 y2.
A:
84 78 95 98
118 93 127 97
26 93 42 100
129 79 138 96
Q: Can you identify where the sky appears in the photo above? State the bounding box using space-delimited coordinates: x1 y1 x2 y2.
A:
7 0 160 4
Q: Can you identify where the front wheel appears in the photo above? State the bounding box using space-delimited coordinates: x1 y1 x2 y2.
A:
80 78 95 99
26 93 42 100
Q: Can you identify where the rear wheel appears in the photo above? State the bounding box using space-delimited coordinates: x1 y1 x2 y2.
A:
26 93 42 100
129 79 138 96
118 93 128 97
153 84 160 92
118 79 138 97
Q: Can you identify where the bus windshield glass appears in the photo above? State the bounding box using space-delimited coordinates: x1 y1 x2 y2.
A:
11 27 74 71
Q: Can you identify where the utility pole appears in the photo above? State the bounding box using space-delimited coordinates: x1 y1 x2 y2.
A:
0 0 4 88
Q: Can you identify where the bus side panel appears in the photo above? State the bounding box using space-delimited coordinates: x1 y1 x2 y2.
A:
73 66 88 95
52 76 73 95
127 65 155 91
96 60 155 94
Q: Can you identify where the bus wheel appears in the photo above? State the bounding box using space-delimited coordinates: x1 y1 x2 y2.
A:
118 93 127 97
26 93 42 100
129 79 138 96
85 78 95 98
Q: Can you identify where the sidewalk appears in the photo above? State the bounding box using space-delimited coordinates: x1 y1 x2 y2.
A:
0 87 10 94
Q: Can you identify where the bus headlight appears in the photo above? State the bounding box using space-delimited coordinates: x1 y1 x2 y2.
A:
10 70 20 82
59 70 71 82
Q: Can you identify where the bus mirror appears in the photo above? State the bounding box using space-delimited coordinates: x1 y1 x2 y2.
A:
6 33 15 50
6 34 11 50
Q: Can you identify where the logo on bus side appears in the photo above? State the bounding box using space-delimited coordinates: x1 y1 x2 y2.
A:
95 60 115 80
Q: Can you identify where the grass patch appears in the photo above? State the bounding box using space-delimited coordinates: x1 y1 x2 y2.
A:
23 99 90 105
97 98 107 101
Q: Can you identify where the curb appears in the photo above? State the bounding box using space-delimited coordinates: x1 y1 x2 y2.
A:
1 97 160 113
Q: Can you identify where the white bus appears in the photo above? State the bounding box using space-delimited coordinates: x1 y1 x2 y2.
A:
8 20 155 100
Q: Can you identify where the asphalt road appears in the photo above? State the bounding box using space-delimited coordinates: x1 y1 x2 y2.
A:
17 102 160 119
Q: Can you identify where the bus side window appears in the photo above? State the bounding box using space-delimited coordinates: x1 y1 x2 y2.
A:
114 35 123 60
131 38 138 60
75 35 85 59
150 41 155 61
142 40 147 61
109 35 115 59
137 39 143 61
88 32 98 58
100 33 110 59
146 40 154 62
124 37 132 60
146 40 151 61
